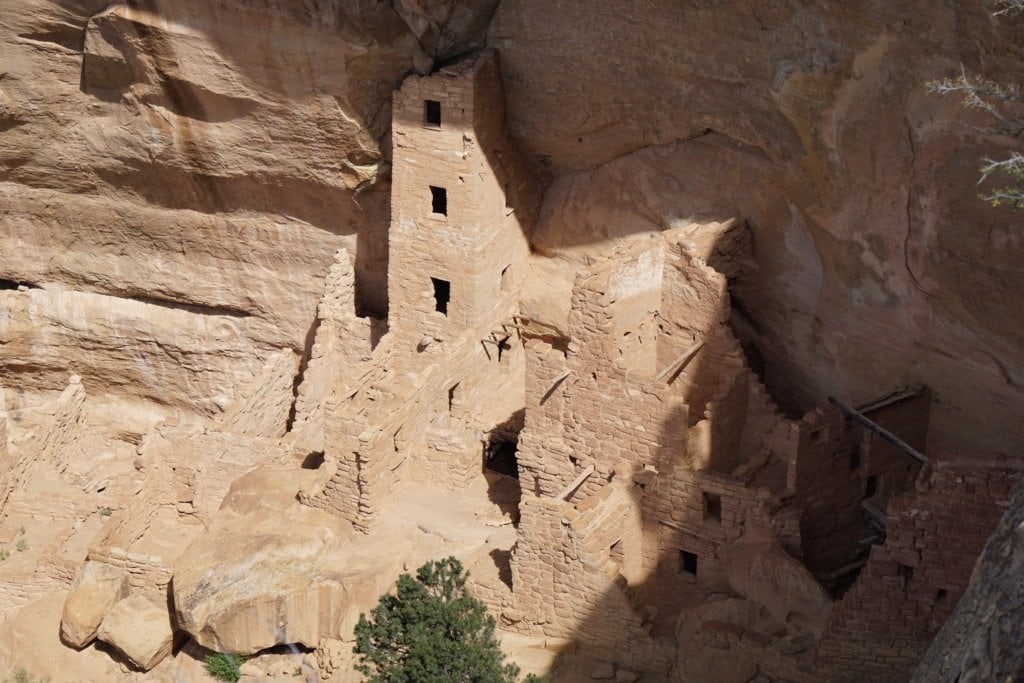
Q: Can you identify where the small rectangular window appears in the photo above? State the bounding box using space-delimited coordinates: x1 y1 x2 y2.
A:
430 186 448 216
679 550 698 576
865 474 879 499
703 492 722 523
424 99 441 128
431 277 450 315
448 383 459 412
500 265 510 292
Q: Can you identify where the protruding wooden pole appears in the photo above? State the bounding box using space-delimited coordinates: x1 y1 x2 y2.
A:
539 370 571 405
828 396 929 465
655 341 705 383
558 465 595 501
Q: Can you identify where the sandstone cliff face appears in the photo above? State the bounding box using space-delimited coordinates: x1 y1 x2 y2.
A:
3 0 1020 452
0 0 494 411
491 0 1024 456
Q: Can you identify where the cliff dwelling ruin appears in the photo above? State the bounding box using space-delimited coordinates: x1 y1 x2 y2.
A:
0 18 1022 683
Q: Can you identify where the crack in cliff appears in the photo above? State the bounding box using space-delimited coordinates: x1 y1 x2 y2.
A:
0 278 38 291
393 0 503 61
902 117 936 300
125 294 252 319
567 127 774 189
976 347 1024 392
286 313 321 432
0 277 255 319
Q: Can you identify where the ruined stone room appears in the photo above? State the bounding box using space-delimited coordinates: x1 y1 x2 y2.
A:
0 1 1021 682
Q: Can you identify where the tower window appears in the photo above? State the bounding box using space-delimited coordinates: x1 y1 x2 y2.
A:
703 492 722 523
500 265 510 292
424 99 441 128
430 186 448 216
431 277 450 315
448 383 459 412
679 550 698 576
850 442 861 470
865 474 879 499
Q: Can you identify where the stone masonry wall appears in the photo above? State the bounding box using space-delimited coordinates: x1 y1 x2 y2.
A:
645 467 781 580
788 391 930 575
510 484 675 673
813 458 1021 680
787 406 867 573
291 249 375 455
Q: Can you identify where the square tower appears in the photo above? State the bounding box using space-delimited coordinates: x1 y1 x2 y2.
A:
388 50 533 342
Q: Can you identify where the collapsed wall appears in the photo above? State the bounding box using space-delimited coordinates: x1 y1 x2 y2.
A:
815 457 1022 679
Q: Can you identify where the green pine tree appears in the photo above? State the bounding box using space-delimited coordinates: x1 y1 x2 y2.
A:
354 557 533 682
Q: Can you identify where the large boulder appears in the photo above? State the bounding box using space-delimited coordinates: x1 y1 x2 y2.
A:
173 512 346 654
60 561 129 648
172 466 404 655
97 595 175 671
718 528 832 635
0 592 124 682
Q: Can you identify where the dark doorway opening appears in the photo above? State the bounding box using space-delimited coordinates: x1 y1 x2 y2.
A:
431 277 450 315
424 99 441 128
486 438 519 479
483 424 523 526
430 186 448 216
301 452 325 470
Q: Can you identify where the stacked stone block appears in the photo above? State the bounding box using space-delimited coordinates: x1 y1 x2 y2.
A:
813 458 1021 680
510 485 675 673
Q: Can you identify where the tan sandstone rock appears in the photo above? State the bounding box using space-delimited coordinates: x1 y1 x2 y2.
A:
172 466 388 654
718 528 832 635
60 561 129 649
97 594 175 671
0 592 124 682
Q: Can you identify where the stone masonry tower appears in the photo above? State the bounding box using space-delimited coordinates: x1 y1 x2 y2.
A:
300 50 539 532
388 50 533 345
